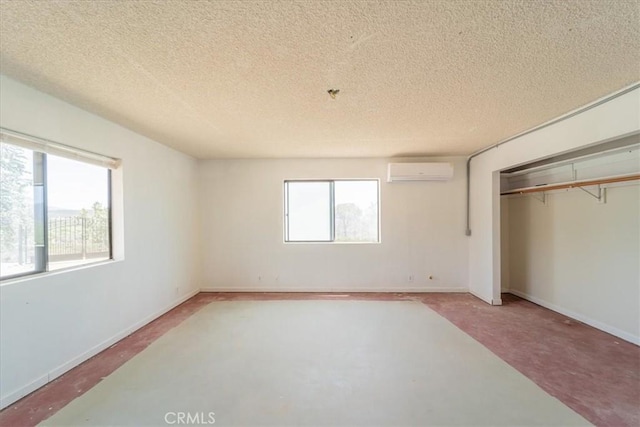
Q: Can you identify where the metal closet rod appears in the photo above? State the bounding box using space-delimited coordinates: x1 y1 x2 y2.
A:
464 82 640 236
500 174 640 196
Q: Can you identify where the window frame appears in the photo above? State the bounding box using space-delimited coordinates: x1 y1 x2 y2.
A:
283 179 380 244
0 129 116 282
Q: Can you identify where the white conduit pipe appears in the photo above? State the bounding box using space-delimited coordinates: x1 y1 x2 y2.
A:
465 82 640 236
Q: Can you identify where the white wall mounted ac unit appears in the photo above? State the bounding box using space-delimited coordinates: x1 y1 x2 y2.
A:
387 162 454 182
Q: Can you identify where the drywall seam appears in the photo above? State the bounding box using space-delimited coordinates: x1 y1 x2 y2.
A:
509 290 639 345
200 287 469 293
0 289 199 410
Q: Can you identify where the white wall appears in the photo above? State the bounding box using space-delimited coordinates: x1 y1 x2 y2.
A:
500 197 510 292
468 86 640 305
505 184 640 343
199 158 468 292
0 76 201 408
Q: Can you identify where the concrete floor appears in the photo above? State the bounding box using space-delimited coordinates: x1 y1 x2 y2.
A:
1 293 638 426
42 300 586 426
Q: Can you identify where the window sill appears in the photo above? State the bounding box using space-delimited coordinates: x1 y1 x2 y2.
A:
283 241 382 245
0 258 121 287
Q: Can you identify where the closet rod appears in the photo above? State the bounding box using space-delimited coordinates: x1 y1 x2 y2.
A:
501 174 640 196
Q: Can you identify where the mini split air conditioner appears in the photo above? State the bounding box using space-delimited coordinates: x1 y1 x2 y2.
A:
387 162 454 182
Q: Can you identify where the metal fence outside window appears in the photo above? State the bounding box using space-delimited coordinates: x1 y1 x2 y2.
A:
47 216 109 261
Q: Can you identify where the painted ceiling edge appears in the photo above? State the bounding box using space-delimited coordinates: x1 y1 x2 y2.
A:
464 81 640 237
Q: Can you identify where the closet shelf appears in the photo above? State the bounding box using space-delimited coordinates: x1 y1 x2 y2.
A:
501 173 640 196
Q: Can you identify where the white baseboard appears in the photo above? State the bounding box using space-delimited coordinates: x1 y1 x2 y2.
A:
509 289 639 346
200 286 469 293
0 375 49 411
0 288 200 410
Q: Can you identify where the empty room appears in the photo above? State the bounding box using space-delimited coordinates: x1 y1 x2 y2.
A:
0 1 638 426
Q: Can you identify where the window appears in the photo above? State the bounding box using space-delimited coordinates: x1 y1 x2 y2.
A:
284 180 379 243
0 129 118 280
46 155 111 271
0 145 40 277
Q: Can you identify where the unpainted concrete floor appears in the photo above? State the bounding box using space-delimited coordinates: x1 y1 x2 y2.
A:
41 299 587 426
0 292 638 426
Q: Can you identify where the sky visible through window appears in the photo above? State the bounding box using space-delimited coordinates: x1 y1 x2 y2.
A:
47 155 108 211
334 180 377 212
287 182 331 241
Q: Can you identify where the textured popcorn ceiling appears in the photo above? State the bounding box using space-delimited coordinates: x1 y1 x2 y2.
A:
0 1 639 159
